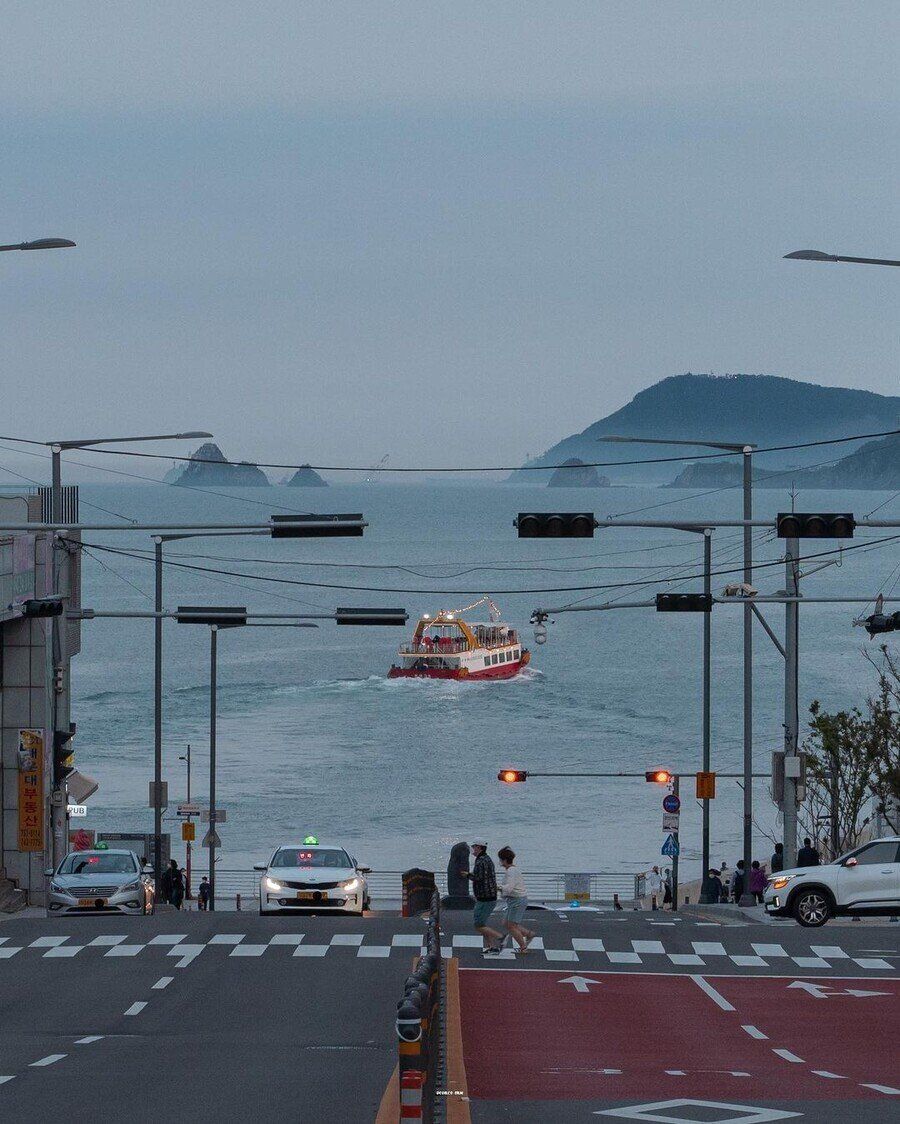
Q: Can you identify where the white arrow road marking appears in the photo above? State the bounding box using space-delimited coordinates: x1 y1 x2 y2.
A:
787 980 831 999
558 975 602 993
843 988 891 998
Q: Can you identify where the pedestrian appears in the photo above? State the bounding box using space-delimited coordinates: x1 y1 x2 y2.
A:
700 868 723 904
749 860 767 904
160 861 174 904
166 859 185 910
662 868 673 909
497 846 535 954
462 841 504 953
797 837 820 867
198 875 211 911
647 865 663 908
770 842 784 874
731 860 746 903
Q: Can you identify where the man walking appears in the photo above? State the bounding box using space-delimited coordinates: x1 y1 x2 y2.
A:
770 842 784 874
797 838 820 867
462 841 503 953
198 876 211 911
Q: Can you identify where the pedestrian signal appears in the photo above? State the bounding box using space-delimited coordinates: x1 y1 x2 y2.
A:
498 770 528 784
696 771 716 799
645 770 672 784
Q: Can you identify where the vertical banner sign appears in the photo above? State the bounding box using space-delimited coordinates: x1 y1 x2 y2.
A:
17 728 45 852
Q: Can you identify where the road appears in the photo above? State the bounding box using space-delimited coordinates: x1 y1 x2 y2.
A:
0 905 896 1123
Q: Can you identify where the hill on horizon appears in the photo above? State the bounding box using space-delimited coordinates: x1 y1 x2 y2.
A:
512 373 900 482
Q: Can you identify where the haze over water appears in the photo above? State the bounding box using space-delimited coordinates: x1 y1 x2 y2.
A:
75 482 896 878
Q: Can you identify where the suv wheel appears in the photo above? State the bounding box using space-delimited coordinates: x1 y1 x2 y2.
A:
793 888 832 927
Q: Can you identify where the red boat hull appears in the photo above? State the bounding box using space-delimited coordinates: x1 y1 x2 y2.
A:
388 657 529 681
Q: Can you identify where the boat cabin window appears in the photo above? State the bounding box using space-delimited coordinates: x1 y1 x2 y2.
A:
484 657 490 667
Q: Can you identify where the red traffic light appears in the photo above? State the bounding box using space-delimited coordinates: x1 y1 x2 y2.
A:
645 769 673 784
498 769 528 784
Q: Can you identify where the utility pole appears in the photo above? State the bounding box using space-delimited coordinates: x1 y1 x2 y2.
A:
782 537 800 867
209 627 217 912
154 538 163 893
180 744 192 898
672 773 680 911
740 446 755 905
49 448 66 870
701 529 712 879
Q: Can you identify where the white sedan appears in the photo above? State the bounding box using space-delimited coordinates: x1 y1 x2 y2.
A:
255 842 371 915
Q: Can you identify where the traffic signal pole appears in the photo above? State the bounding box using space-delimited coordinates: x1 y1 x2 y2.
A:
740 447 755 907
672 774 680 911
702 530 712 884
209 627 217 912
783 537 800 868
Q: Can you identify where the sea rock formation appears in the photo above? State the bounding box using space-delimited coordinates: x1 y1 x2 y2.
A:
172 443 269 487
547 458 610 487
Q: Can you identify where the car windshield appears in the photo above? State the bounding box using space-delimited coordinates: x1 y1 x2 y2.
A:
59 853 137 875
270 848 352 869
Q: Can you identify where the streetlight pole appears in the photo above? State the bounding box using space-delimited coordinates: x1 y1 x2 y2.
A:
179 745 192 898
209 628 218 911
0 238 76 253
701 529 712 881
783 539 800 868
785 249 900 268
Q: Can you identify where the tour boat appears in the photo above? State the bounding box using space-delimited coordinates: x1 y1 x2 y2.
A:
388 598 531 680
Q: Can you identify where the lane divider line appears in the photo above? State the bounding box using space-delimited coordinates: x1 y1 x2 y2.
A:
152 976 174 990
772 1048 804 1064
30 1055 66 1067
741 1025 768 1040
445 956 472 1124
861 1083 900 1095
75 1036 104 1045
124 1002 147 1017
689 975 735 1011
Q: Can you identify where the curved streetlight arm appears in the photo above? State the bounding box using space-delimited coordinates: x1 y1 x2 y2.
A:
597 435 756 451
785 249 900 267
50 431 212 450
0 238 76 252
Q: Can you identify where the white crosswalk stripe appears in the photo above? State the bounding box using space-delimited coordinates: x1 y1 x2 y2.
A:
0 931 893 971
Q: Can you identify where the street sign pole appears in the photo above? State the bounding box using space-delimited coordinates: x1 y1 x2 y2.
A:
209 627 217 912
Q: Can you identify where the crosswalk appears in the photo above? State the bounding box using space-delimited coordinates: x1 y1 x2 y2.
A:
0 932 894 970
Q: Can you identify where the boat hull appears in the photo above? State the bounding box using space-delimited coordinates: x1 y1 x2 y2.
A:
388 655 529 681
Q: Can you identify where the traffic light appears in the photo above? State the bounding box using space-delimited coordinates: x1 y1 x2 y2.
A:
656 593 713 612
22 597 64 618
498 769 528 783
516 513 596 538
776 512 855 539
696 771 716 799
270 513 365 538
645 769 673 784
53 725 76 786
176 605 248 627
863 610 900 636
335 608 408 626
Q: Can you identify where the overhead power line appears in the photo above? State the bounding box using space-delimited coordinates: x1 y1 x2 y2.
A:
2 426 897 474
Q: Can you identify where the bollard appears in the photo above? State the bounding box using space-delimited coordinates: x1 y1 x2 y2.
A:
651 894 658 911
400 1070 425 1120
236 893 242 911
613 893 623 911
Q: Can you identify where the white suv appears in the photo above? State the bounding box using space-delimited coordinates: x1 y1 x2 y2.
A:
764 837 900 926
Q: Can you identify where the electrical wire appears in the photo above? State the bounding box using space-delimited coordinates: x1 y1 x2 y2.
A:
0 448 138 524
5 426 898 474
70 533 900 597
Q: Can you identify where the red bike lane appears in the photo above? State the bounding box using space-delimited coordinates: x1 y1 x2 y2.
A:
458 968 900 1104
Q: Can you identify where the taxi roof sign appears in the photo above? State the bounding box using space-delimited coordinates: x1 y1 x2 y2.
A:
303 834 319 845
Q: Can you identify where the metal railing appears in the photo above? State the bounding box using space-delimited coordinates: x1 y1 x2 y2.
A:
211 868 645 905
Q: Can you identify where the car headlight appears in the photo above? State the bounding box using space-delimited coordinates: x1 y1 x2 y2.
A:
340 878 360 892
265 877 283 892
770 875 794 890
119 880 142 894
49 881 68 894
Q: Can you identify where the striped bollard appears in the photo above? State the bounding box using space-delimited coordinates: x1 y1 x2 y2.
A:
400 1070 424 1120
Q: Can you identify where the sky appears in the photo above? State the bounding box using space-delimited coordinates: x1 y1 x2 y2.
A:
1 3 898 479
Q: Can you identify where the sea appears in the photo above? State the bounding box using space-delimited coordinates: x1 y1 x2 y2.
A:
71 480 898 880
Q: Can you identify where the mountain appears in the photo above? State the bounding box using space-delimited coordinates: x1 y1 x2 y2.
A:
172 443 270 487
547 458 610 487
512 374 900 483
284 465 328 487
666 463 782 488
799 433 900 489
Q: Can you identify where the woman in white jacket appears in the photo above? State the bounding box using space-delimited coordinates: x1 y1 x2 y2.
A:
497 846 535 953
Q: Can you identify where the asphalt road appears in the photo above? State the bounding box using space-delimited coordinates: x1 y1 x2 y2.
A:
0 905 896 1123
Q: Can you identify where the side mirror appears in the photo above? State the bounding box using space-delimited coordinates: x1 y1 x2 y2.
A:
844 857 858 868
253 863 267 871
142 864 154 875
358 865 371 874
44 868 55 878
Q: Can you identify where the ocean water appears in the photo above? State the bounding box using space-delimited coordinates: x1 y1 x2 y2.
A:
72 481 898 879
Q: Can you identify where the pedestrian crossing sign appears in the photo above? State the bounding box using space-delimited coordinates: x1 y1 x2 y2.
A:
661 834 679 857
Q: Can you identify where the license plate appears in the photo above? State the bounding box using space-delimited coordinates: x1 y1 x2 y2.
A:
78 897 105 907
296 891 321 901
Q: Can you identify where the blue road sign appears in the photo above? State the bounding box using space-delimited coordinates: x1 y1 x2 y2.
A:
663 794 681 814
661 833 680 858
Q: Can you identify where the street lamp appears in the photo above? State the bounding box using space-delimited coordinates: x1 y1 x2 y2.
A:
785 249 900 267
0 238 76 252
598 434 757 903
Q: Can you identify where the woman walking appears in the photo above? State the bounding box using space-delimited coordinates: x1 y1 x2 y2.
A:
497 846 535 953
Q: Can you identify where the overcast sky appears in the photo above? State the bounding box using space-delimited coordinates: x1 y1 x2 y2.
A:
1 3 898 478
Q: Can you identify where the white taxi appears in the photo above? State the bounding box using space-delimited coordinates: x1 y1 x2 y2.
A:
255 839 371 915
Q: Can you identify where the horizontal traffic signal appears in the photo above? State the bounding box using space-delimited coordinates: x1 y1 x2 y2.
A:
335 607 408 626
498 769 528 784
645 769 673 784
516 513 596 538
776 512 855 539
696 771 716 799
176 605 248 627
270 513 365 538
656 593 713 613
22 597 64 618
